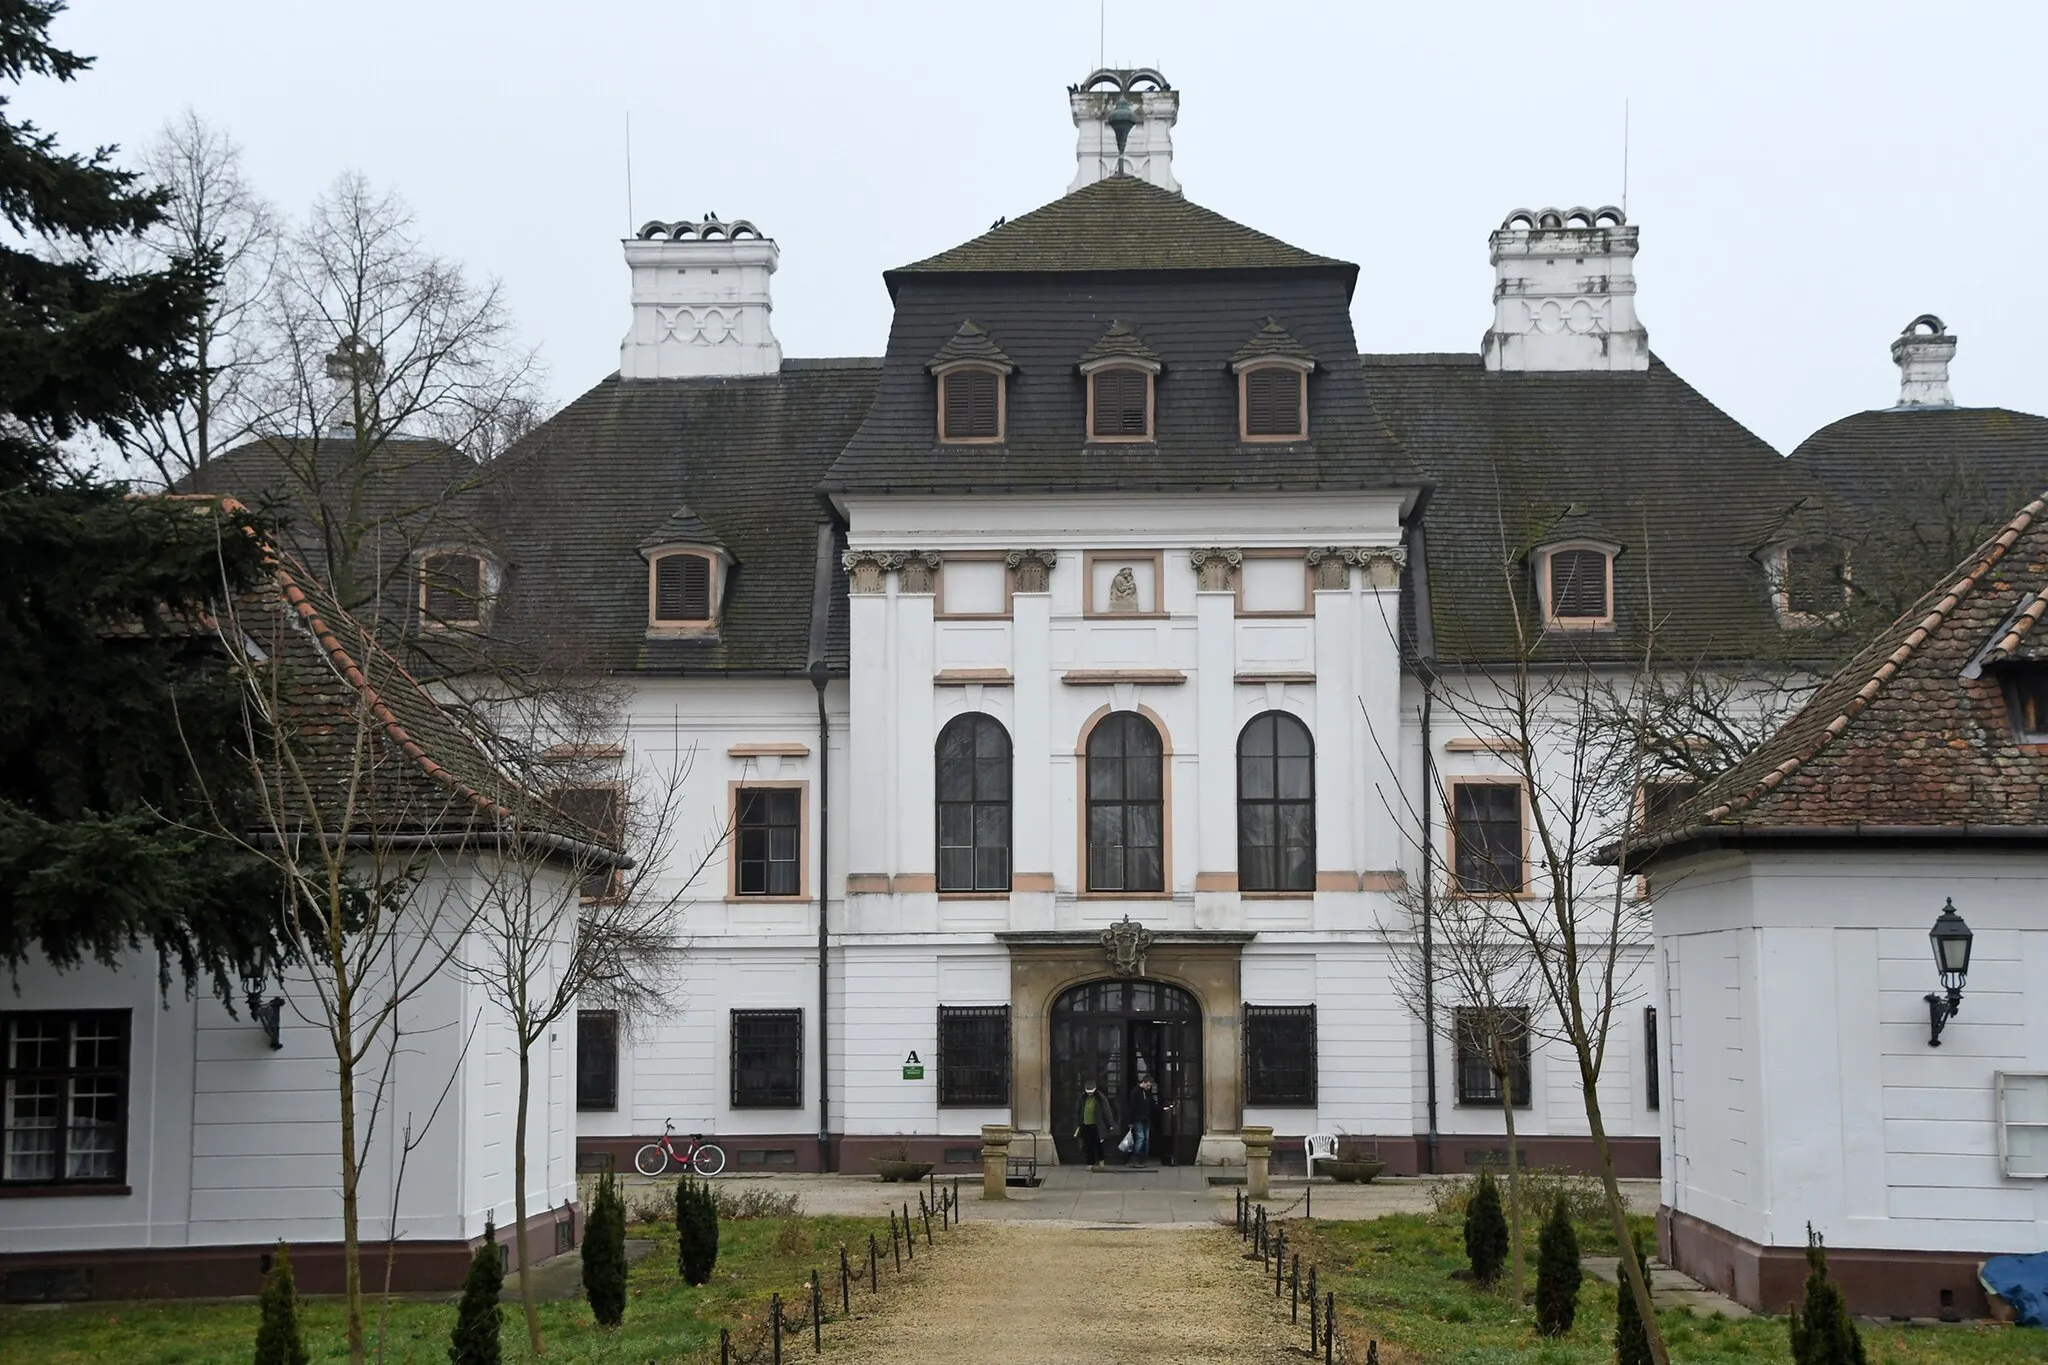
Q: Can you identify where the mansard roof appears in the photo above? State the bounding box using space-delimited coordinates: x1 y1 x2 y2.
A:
891 175 1351 282
1625 494 2048 863
1364 353 1841 666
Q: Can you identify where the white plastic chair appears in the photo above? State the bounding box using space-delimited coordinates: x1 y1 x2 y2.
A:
1304 1132 1338 1178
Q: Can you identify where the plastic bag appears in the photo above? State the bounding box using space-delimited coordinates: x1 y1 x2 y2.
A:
1118 1128 1135 1154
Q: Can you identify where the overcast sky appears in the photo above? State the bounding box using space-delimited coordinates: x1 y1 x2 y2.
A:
25 1 2047 452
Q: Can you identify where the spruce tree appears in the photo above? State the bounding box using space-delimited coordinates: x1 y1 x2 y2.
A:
1788 1225 1868 1365
449 1219 504 1365
1533 1194 1582 1336
1463 1168 1510 1286
677 1175 719 1286
581 1171 627 1327
1614 1230 1654 1365
252 1242 310 1365
0 0 277 991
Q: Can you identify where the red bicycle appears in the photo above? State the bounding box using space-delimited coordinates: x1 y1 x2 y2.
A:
634 1119 726 1176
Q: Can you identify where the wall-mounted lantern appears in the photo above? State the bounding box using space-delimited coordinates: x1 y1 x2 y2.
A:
1925 898 1974 1047
243 968 284 1051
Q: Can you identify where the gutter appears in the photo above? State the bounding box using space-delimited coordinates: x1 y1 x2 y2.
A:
1618 822 2048 872
806 523 836 1174
258 830 633 868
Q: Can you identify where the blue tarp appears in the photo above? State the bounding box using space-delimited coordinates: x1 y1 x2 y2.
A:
1981 1251 2048 1328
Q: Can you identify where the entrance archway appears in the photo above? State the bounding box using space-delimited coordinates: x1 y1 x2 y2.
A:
1050 979 1204 1166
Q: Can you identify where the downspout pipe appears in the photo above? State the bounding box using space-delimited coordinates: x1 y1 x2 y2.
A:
1408 520 1441 1176
805 523 836 1174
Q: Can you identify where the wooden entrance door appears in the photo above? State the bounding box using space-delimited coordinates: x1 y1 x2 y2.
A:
1049 979 1203 1165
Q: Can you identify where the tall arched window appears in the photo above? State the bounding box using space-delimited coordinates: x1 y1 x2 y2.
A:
1238 712 1314 892
936 714 1011 893
1086 713 1164 892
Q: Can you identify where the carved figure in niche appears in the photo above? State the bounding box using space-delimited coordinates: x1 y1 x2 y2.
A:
1108 566 1140 613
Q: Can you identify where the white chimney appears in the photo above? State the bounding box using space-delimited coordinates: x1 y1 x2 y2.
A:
1890 314 1956 408
1068 69 1180 195
1482 207 1648 373
620 216 781 380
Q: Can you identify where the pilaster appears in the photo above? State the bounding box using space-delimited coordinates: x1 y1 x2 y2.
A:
1193 549 1239 917
1311 556 1357 884
1353 547 1407 876
1011 584 1055 928
843 551 892 905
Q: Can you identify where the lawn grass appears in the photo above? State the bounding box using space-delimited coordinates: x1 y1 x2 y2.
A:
1294 1213 2048 1365
0 1212 898 1365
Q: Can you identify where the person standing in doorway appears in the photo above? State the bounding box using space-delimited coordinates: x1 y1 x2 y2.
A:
1127 1076 1160 1168
1078 1081 1117 1172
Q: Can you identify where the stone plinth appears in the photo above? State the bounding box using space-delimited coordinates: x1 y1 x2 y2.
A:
1241 1125 1274 1200
980 1124 1013 1201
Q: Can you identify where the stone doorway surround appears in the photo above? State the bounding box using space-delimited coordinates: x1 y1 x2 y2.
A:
997 929 1253 1166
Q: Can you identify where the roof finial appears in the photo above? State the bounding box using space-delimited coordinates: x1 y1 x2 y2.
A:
1107 96 1137 175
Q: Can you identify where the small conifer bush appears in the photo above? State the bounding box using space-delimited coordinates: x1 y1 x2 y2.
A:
253 1242 309 1365
1462 1168 1509 1286
581 1171 628 1327
1789 1224 1868 1365
1614 1230 1654 1365
1534 1194 1582 1336
449 1217 504 1365
677 1175 720 1285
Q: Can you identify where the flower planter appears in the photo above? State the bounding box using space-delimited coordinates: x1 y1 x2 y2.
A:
871 1158 934 1183
1322 1159 1385 1184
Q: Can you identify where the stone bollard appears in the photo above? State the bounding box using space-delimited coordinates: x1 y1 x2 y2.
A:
1241 1124 1275 1201
980 1123 1013 1200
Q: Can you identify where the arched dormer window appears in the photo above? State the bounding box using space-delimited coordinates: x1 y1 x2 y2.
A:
1085 363 1156 441
938 365 1005 441
1238 362 1310 441
1535 540 1618 630
1767 541 1849 626
417 547 496 630
645 547 725 635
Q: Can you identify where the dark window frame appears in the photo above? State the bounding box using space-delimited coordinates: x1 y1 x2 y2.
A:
1087 365 1154 441
651 551 716 625
735 786 803 898
1240 364 1307 440
1545 546 1611 623
550 782 626 903
1450 781 1525 895
576 1009 619 1112
939 367 1003 441
730 1009 803 1108
1243 1004 1317 1106
935 714 1012 893
936 1005 1011 1107
419 550 486 628
1453 1006 1532 1108
1644 1006 1660 1112
1 1010 130 1187
1237 711 1315 893
1085 712 1165 893
2004 667 2048 743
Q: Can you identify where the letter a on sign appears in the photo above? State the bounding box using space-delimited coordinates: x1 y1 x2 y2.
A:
902 1050 924 1081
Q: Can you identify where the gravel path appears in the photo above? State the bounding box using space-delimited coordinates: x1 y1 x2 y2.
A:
824 1221 1309 1364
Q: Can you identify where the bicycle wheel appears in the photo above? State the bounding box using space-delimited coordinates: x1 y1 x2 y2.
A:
691 1143 727 1177
633 1143 669 1176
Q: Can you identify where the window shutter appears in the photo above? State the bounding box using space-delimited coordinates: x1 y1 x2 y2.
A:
943 370 999 438
1244 368 1303 437
1548 549 1609 619
654 554 713 622
422 553 482 623
1785 544 1845 615
1092 369 1149 437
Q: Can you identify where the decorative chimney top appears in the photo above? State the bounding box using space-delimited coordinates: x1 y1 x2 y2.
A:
1482 206 1648 373
1891 314 1957 409
619 213 781 380
1069 69 1179 195
323 335 383 436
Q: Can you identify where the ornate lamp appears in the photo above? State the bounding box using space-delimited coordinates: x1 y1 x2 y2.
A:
1924 898 1974 1047
243 965 285 1051
1107 96 1137 175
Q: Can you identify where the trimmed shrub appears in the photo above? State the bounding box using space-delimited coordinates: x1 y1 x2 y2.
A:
1614 1231 1654 1365
677 1175 720 1285
449 1218 504 1365
1534 1194 1582 1336
581 1171 628 1327
1463 1168 1509 1286
253 1242 310 1365
1789 1225 1868 1365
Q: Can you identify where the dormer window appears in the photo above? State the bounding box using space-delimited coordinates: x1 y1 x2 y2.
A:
1087 365 1154 440
939 366 1003 441
418 549 491 630
1772 542 1849 625
1998 667 2048 743
1537 542 1615 629
1239 363 1308 440
647 548 722 635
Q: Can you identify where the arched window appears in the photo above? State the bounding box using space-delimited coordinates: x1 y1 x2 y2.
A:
651 551 715 624
936 714 1011 893
1237 712 1314 892
1086 713 1164 892
1088 366 1153 440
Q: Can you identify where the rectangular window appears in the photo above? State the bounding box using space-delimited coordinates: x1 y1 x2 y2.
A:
654 554 713 623
1243 1004 1317 1106
1644 1006 1660 1112
937 1006 1010 1107
1454 1006 1531 1108
2 1011 129 1185
1451 783 1524 894
1243 368 1305 438
1548 548 1609 620
1996 1072 2048 1178
1090 369 1150 438
577 1010 618 1112
731 1009 803 1108
421 552 483 626
943 369 1000 439
551 784 625 903
1784 545 1846 616
735 787 802 897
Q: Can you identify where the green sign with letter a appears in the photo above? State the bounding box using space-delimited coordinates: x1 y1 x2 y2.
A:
902 1050 924 1081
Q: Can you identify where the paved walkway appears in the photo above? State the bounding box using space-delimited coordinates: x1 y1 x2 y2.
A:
1585 1254 1752 1320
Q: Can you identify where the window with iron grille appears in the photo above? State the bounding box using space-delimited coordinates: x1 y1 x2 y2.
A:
420 552 484 626
937 1006 1010 1106
1644 1006 1659 1112
735 788 801 896
577 1010 618 1111
1243 367 1305 438
1238 712 1314 892
1454 1006 1531 1107
1547 548 1609 620
1451 783 1524 894
1783 544 1847 616
942 369 1000 439
1086 712 1164 892
2 1011 129 1185
730 1009 803 1108
1090 368 1151 438
551 784 625 902
936 714 1011 892
1243 1005 1317 1106
653 552 713 623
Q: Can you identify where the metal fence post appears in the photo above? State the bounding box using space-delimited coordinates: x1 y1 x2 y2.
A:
1308 1266 1318 1342
903 1202 913 1259
1323 1292 1334 1365
840 1244 851 1314
869 1231 879 1292
953 1175 961 1221
1291 1254 1300 1322
890 1211 902 1271
812 1269 822 1353
720 1327 730 1365
771 1293 783 1365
